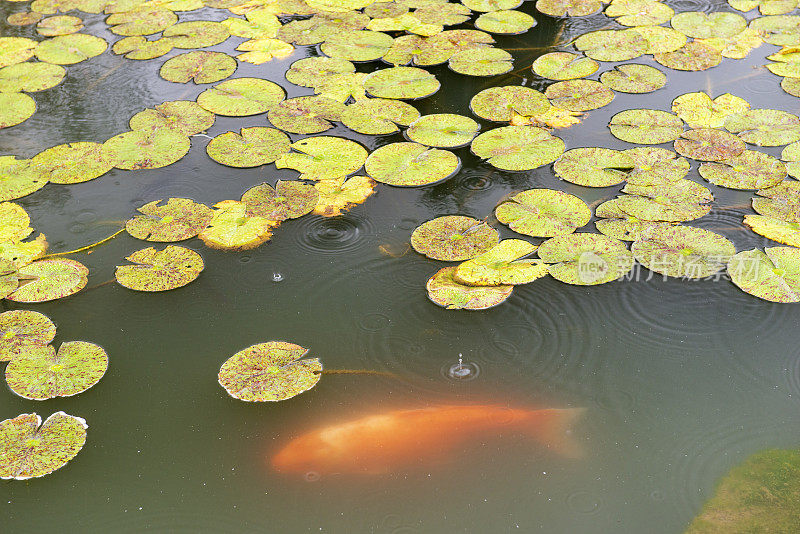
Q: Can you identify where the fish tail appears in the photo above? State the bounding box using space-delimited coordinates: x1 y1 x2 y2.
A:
526 408 586 459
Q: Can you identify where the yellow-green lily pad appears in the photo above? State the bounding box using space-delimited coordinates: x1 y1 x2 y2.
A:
161 20 230 48
535 0 602 16
495 188 591 237
411 215 499 261
0 310 56 363
103 128 190 170
159 51 237 84
453 239 547 286
632 225 735 278
0 37 38 68
112 36 173 60
544 79 614 112
275 136 367 181
727 248 800 302
406 114 480 148
426 266 513 310
699 150 786 189
609 109 683 144
475 10 536 34
0 62 66 92
106 9 177 36
235 38 294 64
670 11 747 39
744 214 800 247
267 95 345 135
672 91 750 129
31 142 114 184
605 0 674 26
7 258 88 303
129 100 215 136
0 93 36 129
37 15 83 36
449 47 513 76
285 56 355 88
363 66 440 100
624 147 691 185
469 86 550 123
196 77 285 116
532 52 598 82
34 33 107 65
653 41 722 71
365 142 459 186
206 127 290 167
574 29 648 62
313 176 376 216
241 180 318 220
554 147 634 187
341 98 420 135
125 198 214 242
538 233 634 285
0 157 48 201
471 125 565 171
199 200 277 251
321 30 394 62
599 63 666 93
674 128 746 161
724 109 800 146
115 245 203 291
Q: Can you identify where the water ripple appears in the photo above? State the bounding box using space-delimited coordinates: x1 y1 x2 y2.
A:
292 214 374 255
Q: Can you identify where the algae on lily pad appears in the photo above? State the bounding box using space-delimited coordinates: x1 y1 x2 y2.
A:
0 93 36 129
34 33 107 65
531 52 598 81
449 47 513 76
276 136 368 181
115 245 203 291
537 233 634 285
471 126 565 171
411 215 499 261
267 96 345 135
206 127 290 167
653 41 722 71
218 341 321 402
0 412 87 480
544 79 614 112
574 29 648 62
608 109 683 145
159 51 237 84
727 248 800 302
241 181 318 220
599 64 666 93
554 147 634 187
724 109 800 146
129 101 214 136
126 198 214 242
6 341 108 400
426 266 513 310
199 200 277 251
363 66 440 100
454 239 547 286
744 214 800 247
8 258 88 303
365 142 459 186
196 77 285 116
0 62 66 93
341 98 420 135
406 114 480 148
699 150 785 189
673 128 746 161
0 310 56 362
30 142 114 184
103 129 190 170
313 176 376 216
632 225 736 278
672 91 750 129
495 188 591 237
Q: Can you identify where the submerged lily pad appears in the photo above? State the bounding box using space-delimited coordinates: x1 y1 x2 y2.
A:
727 248 800 302
411 215 499 261
31 142 114 184
471 126 565 171
341 98 420 135
406 114 480 148
449 47 513 76
276 137 367 181
544 79 614 112
454 239 547 286
126 198 214 242
129 101 214 136
34 33 107 65
241 181 318 220
672 92 750 129
115 245 203 291
674 129 746 161
199 200 277 251
495 188 591 237
197 77 285 116
313 176 376 216
8 258 88 303
0 310 56 362
632 225 735 278
159 51 237 84
206 127 290 167
365 142 459 186
609 109 683 145
653 41 722 71
724 109 800 146
6 341 108 400
699 150 785 189
469 86 550 123
426 266 513 310
104 129 190 170
267 96 345 135
0 62 66 92
574 29 648 62
0 412 87 480
363 66 440 100
599 64 666 93
744 214 800 247
0 93 36 129
218 341 321 402
538 233 634 285
554 148 634 187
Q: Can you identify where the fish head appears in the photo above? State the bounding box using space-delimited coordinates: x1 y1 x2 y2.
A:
271 433 340 478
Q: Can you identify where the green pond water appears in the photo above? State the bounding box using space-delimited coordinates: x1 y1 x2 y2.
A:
3 0 800 532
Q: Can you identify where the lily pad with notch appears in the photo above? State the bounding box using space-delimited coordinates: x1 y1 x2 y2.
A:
103 129 190 170
475 10 536 34
365 142 460 186
599 64 666 93
313 176 376 216
531 52 598 81
744 214 800 247
553 147 634 187
609 109 684 145
724 109 800 146
454 239 548 286
235 38 294 64
471 126 565 171
267 96 345 135
618 178 713 221
241 181 318 220
7 258 88 303
406 114 480 148
631 224 735 278
544 79 614 112
160 51 237 84
320 30 394 62
0 37 38 68
653 41 722 71
34 34 107 65
0 310 56 362
126 198 214 242
0 156 48 201
535 0 602 16
495 188 591 237
0 202 34 242
112 36 173 60
672 91 750 129
411 215 499 261
30 142 114 184
196 77 285 116
286 57 355 88
37 15 83 37
537 233 634 285
426 266 513 310
106 9 177 36
751 196 800 222
449 47 512 76
199 200 277 251
0 62 66 92
469 86 550 123
363 66 440 100
367 13 443 37
462 0 522 11
605 0 674 27
749 14 800 46
673 128 746 161
634 25 687 54
0 233 47 268
727 247 800 302
206 127 290 167
129 101 214 136
341 98 420 135
162 20 230 48
222 12 280 39
276 136 368 181
574 29 648 62
698 27 763 59
670 11 747 39
595 200 672 241
0 93 36 129
115 245 203 291
699 150 785 189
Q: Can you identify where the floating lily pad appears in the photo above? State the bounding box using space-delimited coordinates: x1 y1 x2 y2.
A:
365 142 459 186
162 20 230 48
0 202 33 242
605 0 674 27
469 86 550 123
599 64 666 93
366 2 409 18
475 10 536 34
544 79 614 112
129 101 214 136
126 198 214 242
538 233 634 285
758 177 800 202
414 3 471 25
624 147 691 184
160 51 237 84
782 76 800 98
554 148 634 187
671 11 747 39
730 0 796 15
6 341 108 400
106 9 177 36
495 188 591 237
574 29 648 62
744 214 800 246
749 15 800 46
595 206 671 241
8 12 43 26
341 98 420 135
222 11 280 39
426 266 513 310
531 52 598 81
453 239 547 286
782 142 800 178
241 181 318 220
0 233 47 268
320 30 394 62
278 12 369 45
111 36 173 60
634 25 687 54
363 66 440 99
674 129 746 161
0 157 48 201
672 92 750 129
218 341 321 402
535 0 602 16
103 129 190 170
699 150 785 189
115 245 203 291
285 56 355 88
267 96 345 135
310 71 367 103
0 93 36 129
406 114 480 148
0 412 87 480
698 27 763 59
609 109 683 144
449 47 513 76
727 247 800 302
206 127 289 167
653 41 722 71
313 176 376 216
619 179 713 221
766 61 800 77
471 126 565 171
34 33 107 65
276 136 367 181
632 225 735 278
199 200 277 251
0 62 66 92
30 142 114 185
724 109 800 146
8 258 88 303
0 310 56 363
411 215 499 261
751 196 800 222
196 77 285 116
0 37 38 68
37 15 83 37
235 38 294 64
0 260 18 299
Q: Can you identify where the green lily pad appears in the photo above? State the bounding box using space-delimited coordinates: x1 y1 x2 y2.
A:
313 176 376 216
363 66 440 100
367 13 442 37
670 11 747 39
37 15 83 37
535 0 602 16
426 266 513 310
595 202 672 241
7 258 88 303
161 20 230 48
538 233 634 285
34 34 107 65
449 47 513 76
196 77 285 116
605 0 674 26
553 147 634 187
495 188 591 237
0 233 47 268
0 62 66 92
574 29 648 62
267 96 345 135
724 109 800 146
276 136 367 181
609 109 684 145
8 12 43 26
699 150 786 189
278 12 369 45
308 71 367 103
634 25 687 54
382 34 461 67
341 98 420 135
462 0 521 10
624 147 691 185
206 127 290 168
125 198 214 242
0 412 87 480
0 310 56 363
406 114 480 148
782 142 800 177
727 248 800 302
758 177 800 201
414 3 471 25
744 214 800 246
129 100 215 136
0 260 19 299
411 215 499 261
654 41 722 71
218 341 321 402
619 178 713 221
241 181 318 220
111 36 173 60
115 245 203 291
599 63 666 93
6 341 108 400
200 200 277 251
0 157 48 201
235 38 294 64
697 27 763 59
0 93 36 129
159 51 237 84
674 129 746 161
471 125 565 171
320 30 394 62
222 11 280 39
531 52 598 81
766 61 800 77
469 86 550 123
30 142 114 184
285 56 355 88
0 202 33 242
0 37 38 68
106 9 177 36
672 92 751 129
475 10 536 34
782 76 800 98
749 15 800 46
729 0 796 15
544 79 614 112
632 225 735 278
364 142 459 186
752 196 800 222
103 128 190 170
453 239 547 286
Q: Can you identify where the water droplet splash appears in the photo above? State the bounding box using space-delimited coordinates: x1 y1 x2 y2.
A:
446 353 479 380
272 272 283 282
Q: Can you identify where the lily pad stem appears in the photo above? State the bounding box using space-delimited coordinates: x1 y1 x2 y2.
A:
40 228 125 259
314 369 398 378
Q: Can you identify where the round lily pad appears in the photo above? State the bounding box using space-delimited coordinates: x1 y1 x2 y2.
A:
160 51 237 84
674 129 746 161
574 29 648 62
609 109 683 144
475 10 536 34
544 79 614 112
0 310 56 362
0 93 36 129
449 48 513 76
103 129 190 170
599 64 666 93
196 77 285 116
537 233 634 285
426 266 513 310
0 156 48 201
30 142 114 185
222 11 280 39
112 36 173 60
453 239 547 286
365 142 459 186
6 341 108 400
267 96 345 135
115 245 203 291
313 176 376 216
414 3 471 25
672 91 750 129
531 52 598 81
749 15 800 46
129 100 215 136
766 61 800 78
554 147 634 187
752 197 800 222
235 38 294 65
699 150 785 189
275 136 367 181
469 86 550 123
241 181 318 220
278 12 369 46
363 67 440 100
0 412 87 480
106 9 177 36
199 200 277 251
206 127 290 167
595 208 671 241
126 198 214 242
619 179 713 221
724 109 800 146
411 215 499 261
634 25 687 54
285 56 355 88
0 37 38 68
535 0 602 17
34 34 107 65
781 76 800 98
728 247 800 302
624 147 691 185
0 202 33 242
471 126 565 171
607 0 674 26
321 30 394 62
37 15 83 37
697 27 763 59
8 12 43 27
744 214 800 247
7 258 88 303
671 11 747 39
462 0 522 11
632 225 736 278
0 62 66 92
495 188 591 237
162 20 230 49
218 341 321 402
406 114 480 148
341 98 420 134
0 233 47 270
653 41 722 71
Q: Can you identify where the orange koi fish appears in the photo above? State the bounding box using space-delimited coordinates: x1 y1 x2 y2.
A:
272 405 585 477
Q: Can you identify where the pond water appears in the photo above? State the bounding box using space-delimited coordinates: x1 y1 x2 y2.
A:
3 0 800 532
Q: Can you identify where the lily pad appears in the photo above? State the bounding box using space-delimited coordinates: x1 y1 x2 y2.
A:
222 11 280 39
126 198 214 242
241 181 318 220
162 20 230 48
37 15 83 37
724 109 800 146
782 76 800 98
475 10 536 34
470 87 549 125
699 150 786 189
453 239 547 286
275 136 368 181
782 142 800 178
727 247 800 302
235 38 294 64
624 147 691 185
6 341 108 400
321 30 394 62
278 12 369 45
341 98 420 135
744 214 800 246
0 62 66 92
619 179 713 221
411 215 499 261
426 266 513 310
206 127 290 167
0 412 87 480
749 15 800 46
111 36 173 60
752 196 800 222
495 188 591 237
632 225 735 278
595 205 671 241
30 142 114 185
672 92 750 129
8 12 43 27
471 126 565 171
462 0 522 11
634 25 687 54
285 56 355 88
553 147 634 187
363 66 440 100
103 129 190 170
538 233 634 285
199 200 277 251
0 93 36 129
544 79 614 112
697 27 763 59
313 176 376 216
218 341 321 402
310 71 368 103
0 310 56 363
267 96 345 135
0 37 38 68
414 3 471 25
0 157 48 201
406 114 480 148
34 33 107 65
531 52 598 81
535 0 602 16
574 29 648 62
7 258 88 303
106 9 177 36
0 260 18 299
674 129 746 161
653 41 722 71
449 47 513 76
160 51 237 84
365 142 459 186
0 202 33 242
599 64 666 93
196 77 285 116
115 245 203 291
605 0 674 27
129 100 214 136
671 11 747 39
608 109 684 145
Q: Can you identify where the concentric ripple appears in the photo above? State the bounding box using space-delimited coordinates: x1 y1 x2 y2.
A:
292 214 374 255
